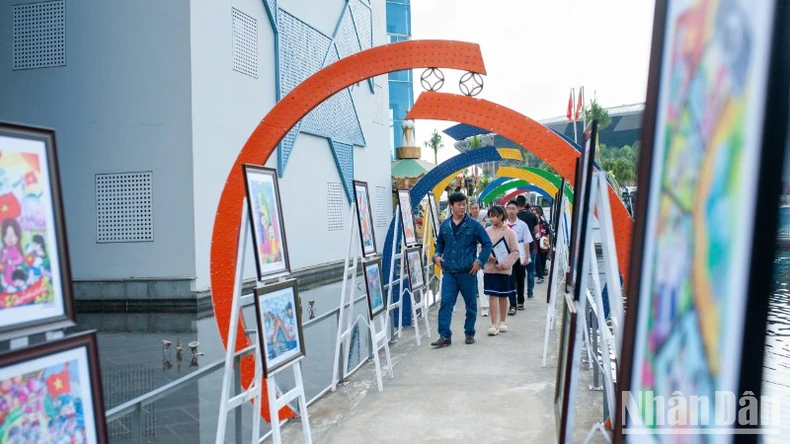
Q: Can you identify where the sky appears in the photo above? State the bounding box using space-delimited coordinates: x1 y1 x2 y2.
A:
409 0 657 164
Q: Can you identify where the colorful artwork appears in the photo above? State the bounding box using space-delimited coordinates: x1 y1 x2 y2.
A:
353 181 377 257
397 189 417 246
629 0 776 434
427 192 440 237
0 126 72 338
363 258 386 320
405 247 425 291
0 333 106 443
243 166 290 280
254 280 304 377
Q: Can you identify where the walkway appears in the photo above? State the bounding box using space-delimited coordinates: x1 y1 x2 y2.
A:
280 281 611 443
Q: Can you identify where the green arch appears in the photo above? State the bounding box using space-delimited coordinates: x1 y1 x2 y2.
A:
482 168 574 205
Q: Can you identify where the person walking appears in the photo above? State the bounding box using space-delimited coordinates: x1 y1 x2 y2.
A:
482 205 519 336
505 200 533 313
431 192 493 347
469 202 489 317
516 195 539 299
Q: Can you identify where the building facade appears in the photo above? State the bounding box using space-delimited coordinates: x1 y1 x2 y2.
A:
0 0 393 303
385 0 414 158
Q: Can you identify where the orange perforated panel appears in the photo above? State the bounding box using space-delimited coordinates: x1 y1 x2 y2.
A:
407 92 633 286
210 41 486 422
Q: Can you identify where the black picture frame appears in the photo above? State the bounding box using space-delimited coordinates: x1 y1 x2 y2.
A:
404 246 426 292
397 188 418 246
491 237 511 264
553 292 578 443
570 121 598 302
252 279 306 378
0 123 75 341
353 180 377 257
362 256 387 320
615 0 790 440
427 192 440 238
242 165 291 281
0 331 108 443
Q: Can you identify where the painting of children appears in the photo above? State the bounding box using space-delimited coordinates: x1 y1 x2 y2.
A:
243 166 291 280
254 280 305 377
0 125 69 337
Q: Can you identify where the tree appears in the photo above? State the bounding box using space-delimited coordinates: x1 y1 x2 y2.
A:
584 98 611 130
424 129 444 165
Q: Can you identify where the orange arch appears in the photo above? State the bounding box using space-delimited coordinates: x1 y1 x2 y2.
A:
210 41 486 421
406 92 633 285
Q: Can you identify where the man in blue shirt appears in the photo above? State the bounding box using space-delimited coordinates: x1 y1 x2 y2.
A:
431 192 493 346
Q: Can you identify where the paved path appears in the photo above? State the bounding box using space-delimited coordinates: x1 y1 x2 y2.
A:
281 279 611 443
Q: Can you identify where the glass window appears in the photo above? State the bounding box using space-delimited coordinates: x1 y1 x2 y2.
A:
386 2 411 36
389 69 412 82
389 81 413 121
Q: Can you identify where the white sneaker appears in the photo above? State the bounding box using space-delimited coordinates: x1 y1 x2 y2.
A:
498 323 508 333
481 308 489 317
487 325 499 336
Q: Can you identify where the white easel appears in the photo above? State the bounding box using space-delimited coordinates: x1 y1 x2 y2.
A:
542 196 571 367
215 201 312 444
385 205 430 345
580 172 625 443
331 203 393 393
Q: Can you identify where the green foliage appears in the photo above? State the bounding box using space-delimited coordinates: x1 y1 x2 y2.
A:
468 135 482 150
424 129 444 164
476 176 491 195
599 143 638 185
585 98 611 129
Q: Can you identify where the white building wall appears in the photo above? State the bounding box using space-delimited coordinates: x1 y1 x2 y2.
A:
0 0 196 282
190 0 392 292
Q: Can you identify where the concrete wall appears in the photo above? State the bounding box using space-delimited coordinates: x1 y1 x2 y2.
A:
0 1 196 284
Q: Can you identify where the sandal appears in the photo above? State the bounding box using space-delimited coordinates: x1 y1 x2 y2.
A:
508 307 517 316
517 304 525 311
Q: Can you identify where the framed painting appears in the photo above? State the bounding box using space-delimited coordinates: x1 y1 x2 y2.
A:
570 121 598 302
362 257 387 320
253 279 305 378
0 123 75 341
353 180 377 257
427 192 440 237
397 189 418 246
242 165 291 280
0 331 108 443
616 0 790 440
405 246 426 292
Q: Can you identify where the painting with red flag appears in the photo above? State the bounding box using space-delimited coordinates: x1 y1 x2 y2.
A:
0 332 107 443
0 123 74 340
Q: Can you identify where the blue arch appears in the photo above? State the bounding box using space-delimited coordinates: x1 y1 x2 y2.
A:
382 147 504 325
476 177 511 202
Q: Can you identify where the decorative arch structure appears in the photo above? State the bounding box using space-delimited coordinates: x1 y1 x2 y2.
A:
209 40 487 421
494 167 575 202
482 179 561 205
406 92 633 285
499 187 553 205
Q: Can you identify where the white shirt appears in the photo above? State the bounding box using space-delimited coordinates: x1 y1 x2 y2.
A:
505 217 533 244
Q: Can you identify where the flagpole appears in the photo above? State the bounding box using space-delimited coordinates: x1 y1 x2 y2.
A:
571 87 578 145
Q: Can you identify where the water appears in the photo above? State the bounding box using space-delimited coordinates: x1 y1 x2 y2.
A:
68 278 381 443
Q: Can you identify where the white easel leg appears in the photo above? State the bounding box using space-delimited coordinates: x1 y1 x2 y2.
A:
409 289 422 346
583 422 612 444
267 375 282 443
294 362 313 444
251 334 262 443
421 288 431 338
380 315 394 378
369 318 385 391
215 203 250 444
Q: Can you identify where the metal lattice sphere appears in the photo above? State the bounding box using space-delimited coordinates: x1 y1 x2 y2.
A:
459 72 484 97
420 68 445 91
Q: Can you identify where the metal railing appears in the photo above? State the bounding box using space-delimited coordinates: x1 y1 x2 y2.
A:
105 291 373 444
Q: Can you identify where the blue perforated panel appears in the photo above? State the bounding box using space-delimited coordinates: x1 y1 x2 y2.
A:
277 7 368 176
350 0 373 50
335 6 362 60
478 177 512 201
442 123 488 141
330 140 355 201
263 0 277 25
382 147 504 285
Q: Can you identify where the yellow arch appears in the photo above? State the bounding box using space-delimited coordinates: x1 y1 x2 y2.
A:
497 148 524 161
495 167 559 199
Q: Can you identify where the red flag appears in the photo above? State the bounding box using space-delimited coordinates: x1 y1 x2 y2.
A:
566 89 574 121
46 369 71 398
575 86 584 121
